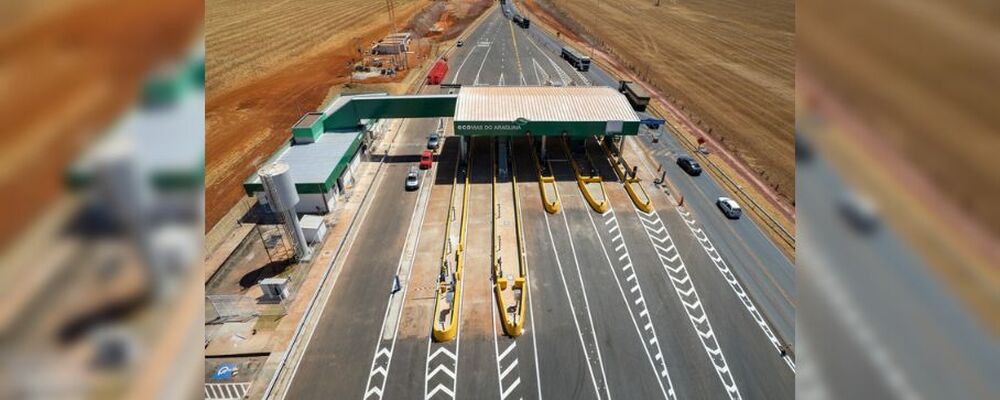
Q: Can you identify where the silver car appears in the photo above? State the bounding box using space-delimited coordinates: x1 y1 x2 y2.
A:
405 167 420 191
716 197 742 219
427 133 440 150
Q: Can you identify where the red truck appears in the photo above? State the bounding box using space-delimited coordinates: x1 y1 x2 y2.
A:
427 59 449 85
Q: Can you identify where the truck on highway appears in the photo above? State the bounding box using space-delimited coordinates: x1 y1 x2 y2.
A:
426 59 449 85
619 80 650 111
560 46 590 71
512 14 530 28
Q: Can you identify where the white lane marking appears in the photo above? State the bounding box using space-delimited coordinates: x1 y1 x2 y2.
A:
559 208 614 400
450 46 479 84
423 279 463 400
532 58 550 85
585 208 676 399
675 207 797 372
800 242 922 400
363 170 434 399
279 120 414 400
527 260 544 400
636 208 743 400
542 211 608 399
493 292 523 400
522 30 573 86
424 339 460 400
473 38 495 86
204 383 250 400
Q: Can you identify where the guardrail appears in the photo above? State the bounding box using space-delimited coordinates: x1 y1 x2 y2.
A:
660 120 796 248
431 139 472 342
601 140 653 213
527 137 561 213
560 138 609 213
492 139 528 337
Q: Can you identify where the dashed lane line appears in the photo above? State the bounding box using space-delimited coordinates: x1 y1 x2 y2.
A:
542 210 609 399
635 208 743 400
363 170 434 399
585 207 677 399
676 207 797 372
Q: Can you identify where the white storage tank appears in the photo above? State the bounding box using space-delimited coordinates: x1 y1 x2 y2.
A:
259 162 311 261
259 162 299 213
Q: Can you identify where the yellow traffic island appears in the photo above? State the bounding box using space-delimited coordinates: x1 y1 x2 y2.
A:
492 139 528 338
527 137 560 214
602 141 653 213
561 138 610 214
432 141 472 343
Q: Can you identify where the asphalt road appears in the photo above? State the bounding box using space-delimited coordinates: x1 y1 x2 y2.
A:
281 5 795 400
796 148 999 399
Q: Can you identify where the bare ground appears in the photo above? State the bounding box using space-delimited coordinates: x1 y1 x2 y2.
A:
206 0 491 230
525 0 795 204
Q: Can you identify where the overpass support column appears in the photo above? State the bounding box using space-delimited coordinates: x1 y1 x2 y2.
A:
540 136 546 159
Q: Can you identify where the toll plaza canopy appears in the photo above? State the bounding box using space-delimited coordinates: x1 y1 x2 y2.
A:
453 86 640 136
306 86 640 143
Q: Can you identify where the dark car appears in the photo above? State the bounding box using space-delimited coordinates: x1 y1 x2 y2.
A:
456 40 464 47
677 155 702 176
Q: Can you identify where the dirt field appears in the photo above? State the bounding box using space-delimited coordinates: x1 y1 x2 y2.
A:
799 0 1000 238
206 0 491 231
206 0 425 94
526 0 794 203
0 0 203 249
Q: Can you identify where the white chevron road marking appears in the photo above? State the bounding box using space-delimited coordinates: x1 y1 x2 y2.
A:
636 208 743 400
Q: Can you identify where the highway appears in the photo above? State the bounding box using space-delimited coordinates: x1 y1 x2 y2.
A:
279 5 795 399
796 137 999 399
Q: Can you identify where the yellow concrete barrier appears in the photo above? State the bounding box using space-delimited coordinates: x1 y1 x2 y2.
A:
601 142 653 213
493 138 529 338
432 139 472 342
527 137 560 214
561 138 609 213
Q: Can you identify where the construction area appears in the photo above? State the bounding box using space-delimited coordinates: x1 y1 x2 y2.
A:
204 2 795 399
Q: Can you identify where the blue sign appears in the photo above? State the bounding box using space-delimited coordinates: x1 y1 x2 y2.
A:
212 363 236 380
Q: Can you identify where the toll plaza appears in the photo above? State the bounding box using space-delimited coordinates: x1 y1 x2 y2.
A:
244 84 647 346
250 85 644 215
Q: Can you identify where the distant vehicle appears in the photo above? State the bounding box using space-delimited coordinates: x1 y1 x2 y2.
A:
838 191 879 233
405 167 421 190
641 117 664 130
676 155 702 176
619 81 650 112
560 46 590 71
716 197 742 219
795 129 813 162
512 14 530 28
427 133 440 150
419 150 434 169
456 40 464 47
426 59 449 85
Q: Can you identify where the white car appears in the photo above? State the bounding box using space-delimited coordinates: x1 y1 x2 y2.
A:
716 197 742 219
